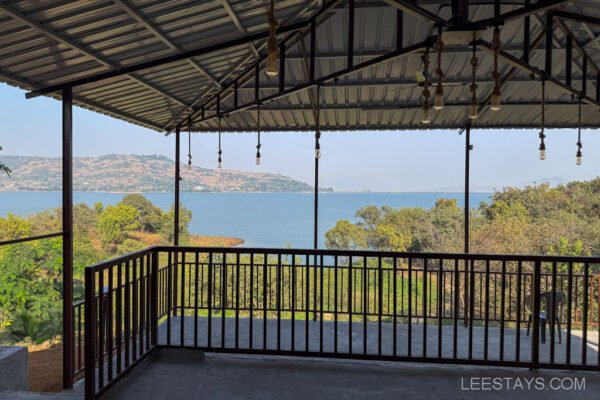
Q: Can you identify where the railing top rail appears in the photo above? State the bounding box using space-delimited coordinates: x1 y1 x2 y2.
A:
0 231 64 247
153 245 600 264
84 247 154 272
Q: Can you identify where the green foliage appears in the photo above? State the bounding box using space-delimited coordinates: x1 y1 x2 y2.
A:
121 194 163 233
0 195 192 343
159 204 192 242
8 310 61 344
326 179 600 258
97 204 140 248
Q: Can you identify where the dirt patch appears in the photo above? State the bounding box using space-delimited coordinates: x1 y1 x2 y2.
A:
28 342 63 392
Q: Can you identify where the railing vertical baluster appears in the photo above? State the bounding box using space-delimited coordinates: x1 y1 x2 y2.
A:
468 259 475 360
125 260 131 365
151 251 158 347
222 252 227 348
532 260 541 369
194 252 199 347
320 254 324 353
500 260 506 361
107 265 114 381
305 253 310 352
363 256 368 355
78 304 82 373
116 263 122 373
277 253 282 351
146 254 151 351
263 253 268 350
408 257 412 358
139 257 145 356
550 261 557 363
180 251 185 346
334 255 338 353
393 257 397 357
582 262 589 365
516 260 522 362
208 252 213 348
84 268 96 400
292 254 296 351
422 258 427 358
98 270 104 389
348 255 353 354
484 260 490 361
566 261 573 364
235 253 240 350
437 259 443 358
453 259 459 359
249 253 254 349
377 256 383 356
132 259 138 360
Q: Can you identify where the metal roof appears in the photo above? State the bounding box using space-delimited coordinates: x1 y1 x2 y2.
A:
1 0 600 133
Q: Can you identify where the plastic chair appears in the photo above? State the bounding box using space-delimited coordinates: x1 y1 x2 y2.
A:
526 291 563 344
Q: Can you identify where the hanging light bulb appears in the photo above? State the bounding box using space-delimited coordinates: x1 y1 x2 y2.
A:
265 0 279 77
539 79 546 160
469 95 479 119
576 98 583 166
434 29 444 111
539 139 546 160
217 117 223 169
422 103 431 124
256 105 262 166
490 27 502 112
421 48 432 124
469 42 479 119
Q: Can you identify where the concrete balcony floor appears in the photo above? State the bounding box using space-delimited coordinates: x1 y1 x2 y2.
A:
103 349 600 400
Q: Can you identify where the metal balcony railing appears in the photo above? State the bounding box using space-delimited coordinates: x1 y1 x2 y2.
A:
81 246 600 399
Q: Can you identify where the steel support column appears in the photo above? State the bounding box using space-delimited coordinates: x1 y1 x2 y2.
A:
462 123 472 328
174 127 181 246
62 87 74 389
464 124 471 254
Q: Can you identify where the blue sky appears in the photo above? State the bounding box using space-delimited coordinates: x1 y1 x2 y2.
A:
0 83 597 192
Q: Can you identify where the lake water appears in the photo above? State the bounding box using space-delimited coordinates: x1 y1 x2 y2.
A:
0 192 491 248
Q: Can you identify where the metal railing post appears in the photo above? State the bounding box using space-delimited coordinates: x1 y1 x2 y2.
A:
531 260 541 369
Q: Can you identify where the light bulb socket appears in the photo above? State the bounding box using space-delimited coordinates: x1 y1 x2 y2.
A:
490 88 501 111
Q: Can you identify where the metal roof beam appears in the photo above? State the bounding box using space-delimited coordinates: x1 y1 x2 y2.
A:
553 10 600 26
0 2 191 109
113 0 222 89
26 18 310 99
220 0 261 58
478 39 600 107
472 0 567 29
192 38 430 126
381 0 448 26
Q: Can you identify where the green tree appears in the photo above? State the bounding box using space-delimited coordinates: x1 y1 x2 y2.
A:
325 220 367 250
97 204 140 248
120 194 163 233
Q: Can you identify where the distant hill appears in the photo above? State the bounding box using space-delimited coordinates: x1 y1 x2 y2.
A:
0 154 331 193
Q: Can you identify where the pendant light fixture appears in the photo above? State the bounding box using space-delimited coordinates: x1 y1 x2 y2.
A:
421 47 431 124
469 42 479 120
538 79 546 160
265 0 279 77
576 98 583 166
434 28 444 111
187 116 192 170
256 105 262 165
490 27 502 111
217 117 223 169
